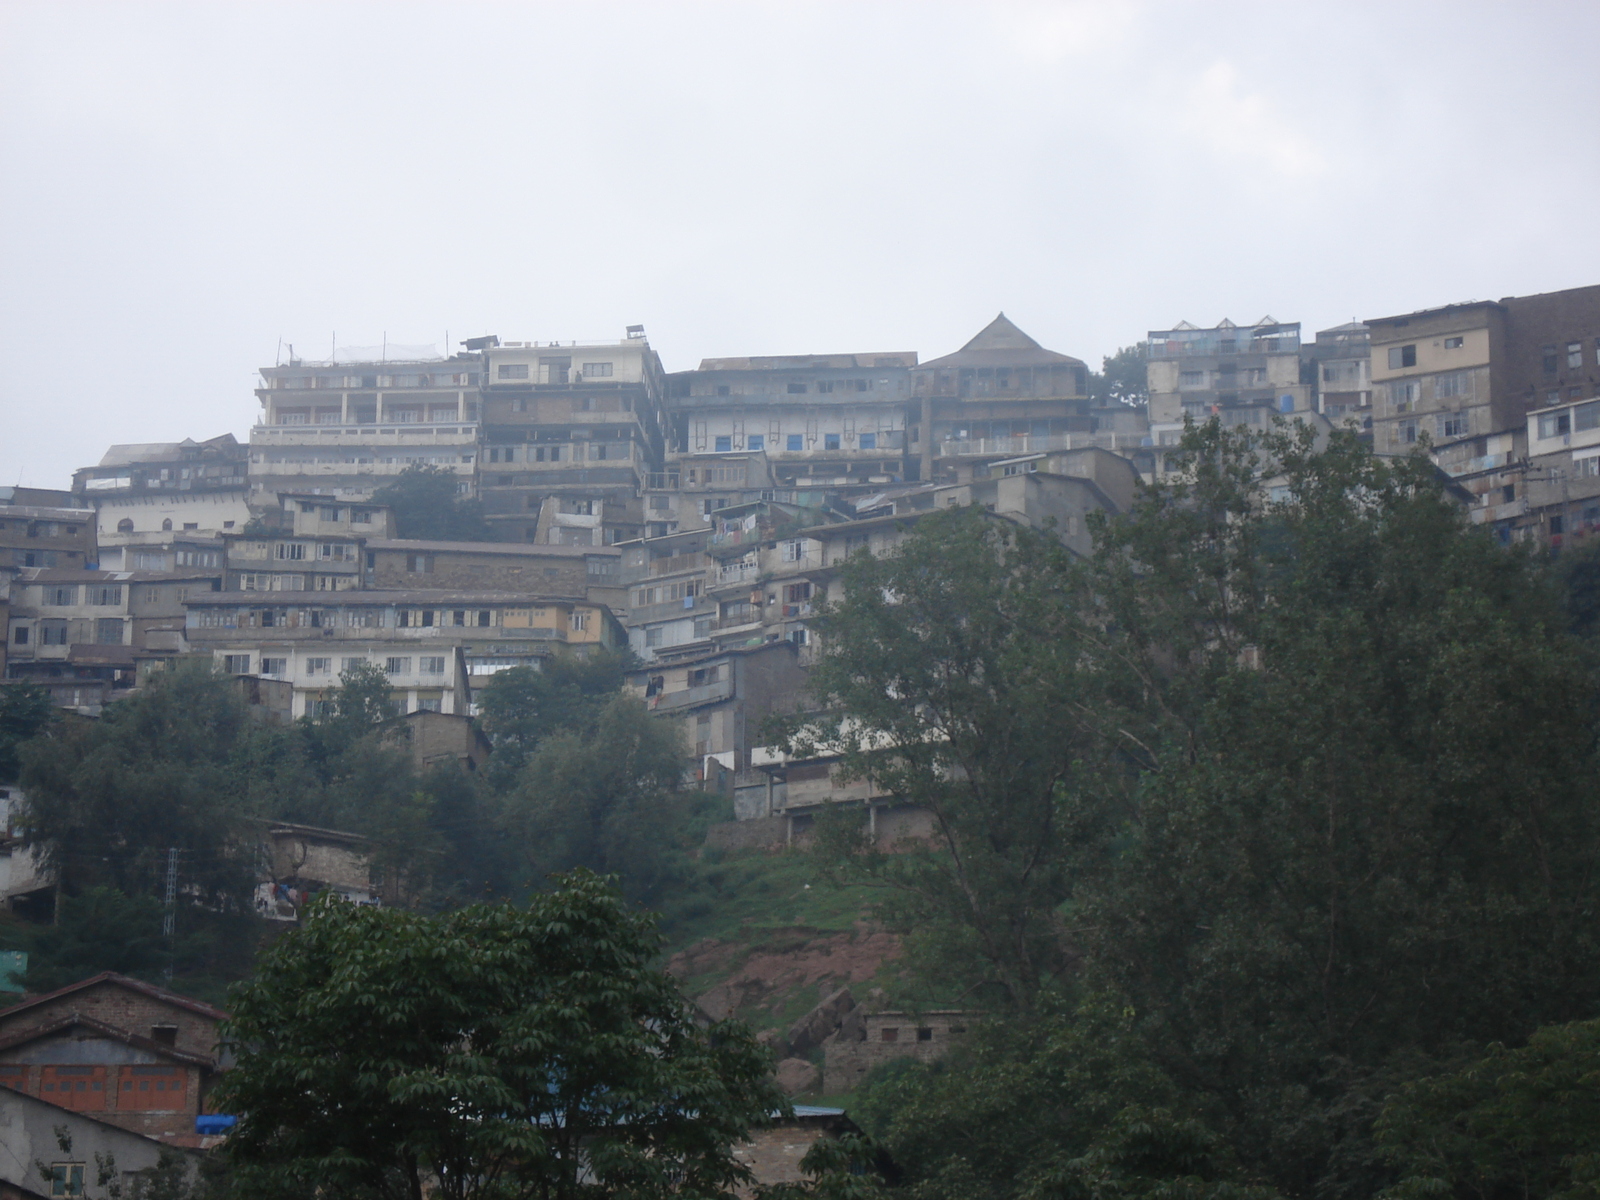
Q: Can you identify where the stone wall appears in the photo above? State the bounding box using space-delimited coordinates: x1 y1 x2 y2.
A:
822 1010 972 1094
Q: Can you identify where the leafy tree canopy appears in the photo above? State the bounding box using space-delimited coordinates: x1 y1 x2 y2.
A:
368 462 493 541
1088 344 1148 408
214 871 785 1200
0 681 54 784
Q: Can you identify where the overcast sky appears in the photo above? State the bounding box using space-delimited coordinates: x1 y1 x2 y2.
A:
3 0 1598 489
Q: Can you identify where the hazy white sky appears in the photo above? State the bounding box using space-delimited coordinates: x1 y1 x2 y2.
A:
3 0 1599 489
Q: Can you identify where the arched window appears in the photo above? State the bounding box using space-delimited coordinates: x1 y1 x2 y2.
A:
116 519 134 533
162 519 172 531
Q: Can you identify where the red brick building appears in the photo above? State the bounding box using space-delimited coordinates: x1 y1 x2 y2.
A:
0 973 227 1144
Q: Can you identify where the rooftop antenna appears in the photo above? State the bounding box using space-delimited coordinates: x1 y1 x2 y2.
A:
275 337 283 367
382 332 387 363
331 331 336 363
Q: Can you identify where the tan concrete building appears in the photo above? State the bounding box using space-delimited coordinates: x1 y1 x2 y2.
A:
478 331 666 546
251 349 484 503
914 314 1092 484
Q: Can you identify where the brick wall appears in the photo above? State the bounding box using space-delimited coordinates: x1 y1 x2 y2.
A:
0 982 222 1060
823 1011 971 1094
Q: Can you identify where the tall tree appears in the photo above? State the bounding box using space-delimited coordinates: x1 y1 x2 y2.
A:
368 462 493 541
214 872 784 1200
777 506 1106 1013
475 651 636 785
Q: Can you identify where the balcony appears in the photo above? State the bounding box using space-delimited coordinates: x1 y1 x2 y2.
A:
716 560 761 587
646 552 709 577
252 424 479 446
936 434 1076 458
648 678 734 711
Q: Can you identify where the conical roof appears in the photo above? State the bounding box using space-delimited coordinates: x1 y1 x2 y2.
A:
919 313 1086 371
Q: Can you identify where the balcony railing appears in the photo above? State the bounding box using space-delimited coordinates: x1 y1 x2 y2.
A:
937 434 1076 457
717 561 761 587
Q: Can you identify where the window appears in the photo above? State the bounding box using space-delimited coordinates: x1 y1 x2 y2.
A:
420 656 446 675
1387 345 1417 369
789 628 809 645
787 382 807 394
785 581 812 602
1438 413 1469 439
1551 515 1566 535
1179 370 1205 387
1538 411 1572 439
1434 370 1470 399
46 586 77 606
1543 344 1559 373
1398 420 1418 446
917 1027 934 1042
644 627 663 648
859 433 877 449
223 654 251 674
783 540 806 563
1570 342 1584 369
40 621 67 646
880 1027 899 1043
477 610 491 627
747 434 764 451
824 433 841 450
352 508 372 524
1444 336 1464 349
1577 456 1600 478
582 361 614 377
1389 381 1418 412
1575 401 1600 432
498 363 529 380
306 657 332 675
406 554 434 574
89 585 122 606
116 518 133 533
12 626 27 645
416 697 442 712
276 542 306 561
569 499 594 516
385 657 411 675
786 434 803 451
341 656 367 673
260 657 287 676
50 1163 85 1196
714 436 732 452
95 619 123 644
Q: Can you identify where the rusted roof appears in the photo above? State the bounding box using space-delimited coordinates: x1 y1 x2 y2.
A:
917 313 1086 372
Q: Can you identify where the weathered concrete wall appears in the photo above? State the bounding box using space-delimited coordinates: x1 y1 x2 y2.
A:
0 1088 199 1197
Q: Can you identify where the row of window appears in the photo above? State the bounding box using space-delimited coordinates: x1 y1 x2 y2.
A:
483 442 634 464
1392 412 1473 445
226 654 448 677
35 585 122 607
1543 340 1600 373
198 607 496 629
275 405 470 425
12 619 124 646
703 432 895 453
1536 401 1600 439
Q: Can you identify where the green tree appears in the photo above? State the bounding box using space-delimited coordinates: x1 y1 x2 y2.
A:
18 662 260 912
1375 1018 1600 1200
777 506 1104 1013
1088 345 1148 408
214 871 784 1200
3 886 167 991
368 462 492 541
475 651 637 786
0 680 54 784
508 693 689 906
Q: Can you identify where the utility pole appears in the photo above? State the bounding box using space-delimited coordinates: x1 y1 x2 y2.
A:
162 847 178 980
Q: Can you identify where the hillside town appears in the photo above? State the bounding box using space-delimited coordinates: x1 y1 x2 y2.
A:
2 286 1600 1197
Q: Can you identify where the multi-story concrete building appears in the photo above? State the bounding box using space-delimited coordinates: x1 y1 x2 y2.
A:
360 537 624 607
478 331 666 547
1146 318 1312 458
1366 285 1600 460
1305 321 1372 427
184 589 625 718
222 494 396 593
75 436 251 565
0 489 97 574
913 314 1093 484
4 568 222 712
1523 394 1600 546
665 352 917 492
250 351 484 503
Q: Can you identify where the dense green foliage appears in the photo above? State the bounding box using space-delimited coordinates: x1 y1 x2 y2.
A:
1088 344 1149 408
789 420 1600 1199
368 462 493 541
214 872 785 1200
0 680 53 784
1375 1018 1600 1200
